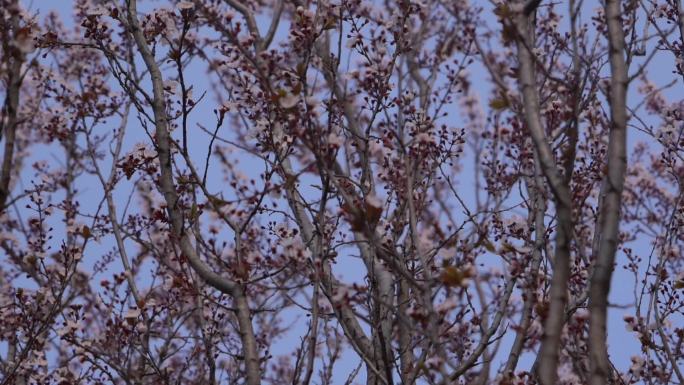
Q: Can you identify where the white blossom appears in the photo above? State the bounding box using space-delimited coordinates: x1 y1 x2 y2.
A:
125 308 141 319
177 1 194 10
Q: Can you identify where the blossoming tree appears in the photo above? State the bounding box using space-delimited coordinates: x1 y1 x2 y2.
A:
1 0 683 384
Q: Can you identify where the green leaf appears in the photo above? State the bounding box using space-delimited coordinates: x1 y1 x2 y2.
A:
489 97 510 110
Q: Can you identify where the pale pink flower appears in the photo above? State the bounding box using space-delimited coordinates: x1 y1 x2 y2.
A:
629 355 645 374
86 5 107 16
279 94 299 109
177 1 194 10
125 308 141 319
327 133 344 148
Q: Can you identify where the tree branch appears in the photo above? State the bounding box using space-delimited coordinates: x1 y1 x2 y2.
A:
124 2 261 384
588 0 629 382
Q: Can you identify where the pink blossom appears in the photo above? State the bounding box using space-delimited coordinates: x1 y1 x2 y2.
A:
177 1 194 10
